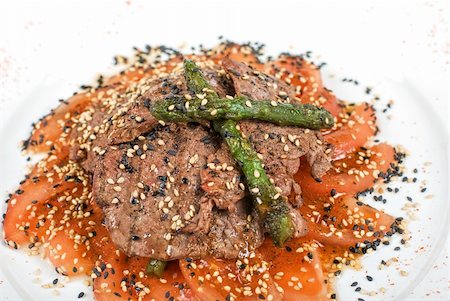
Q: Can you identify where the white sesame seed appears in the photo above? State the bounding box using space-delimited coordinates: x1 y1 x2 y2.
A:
251 187 260 194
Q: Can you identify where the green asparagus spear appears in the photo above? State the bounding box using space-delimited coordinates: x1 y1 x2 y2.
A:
184 59 220 98
213 119 296 245
145 259 167 278
152 59 333 129
182 59 295 245
151 96 333 130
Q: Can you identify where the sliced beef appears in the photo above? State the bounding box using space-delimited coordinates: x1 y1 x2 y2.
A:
222 57 297 102
107 75 185 145
92 122 254 259
199 148 245 212
223 57 332 207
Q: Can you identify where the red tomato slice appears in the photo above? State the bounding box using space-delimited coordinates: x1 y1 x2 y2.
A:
43 217 95 276
258 239 328 301
94 253 194 301
302 196 395 248
3 158 102 276
295 143 395 200
179 253 282 301
3 171 80 247
325 103 377 160
26 91 96 154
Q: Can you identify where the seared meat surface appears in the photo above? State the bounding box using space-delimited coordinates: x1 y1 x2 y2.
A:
70 58 331 260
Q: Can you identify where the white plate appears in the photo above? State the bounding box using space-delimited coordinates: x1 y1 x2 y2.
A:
0 1 448 300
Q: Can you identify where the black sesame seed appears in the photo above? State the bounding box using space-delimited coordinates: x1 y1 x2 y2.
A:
351 281 358 287
78 292 85 298
330 189 337 197
366 275 373 281
167 149 177 156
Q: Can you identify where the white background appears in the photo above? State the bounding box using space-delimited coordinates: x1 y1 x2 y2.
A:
0 0 448 300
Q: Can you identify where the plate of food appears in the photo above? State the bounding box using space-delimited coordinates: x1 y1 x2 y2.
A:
0 1 447 301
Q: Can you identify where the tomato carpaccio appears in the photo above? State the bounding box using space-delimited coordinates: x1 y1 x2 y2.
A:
3 42 401 301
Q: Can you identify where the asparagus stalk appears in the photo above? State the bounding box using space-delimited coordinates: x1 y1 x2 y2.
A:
213 119 296 245
151 96 334 130
145 259 167 278
183 59 295 245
